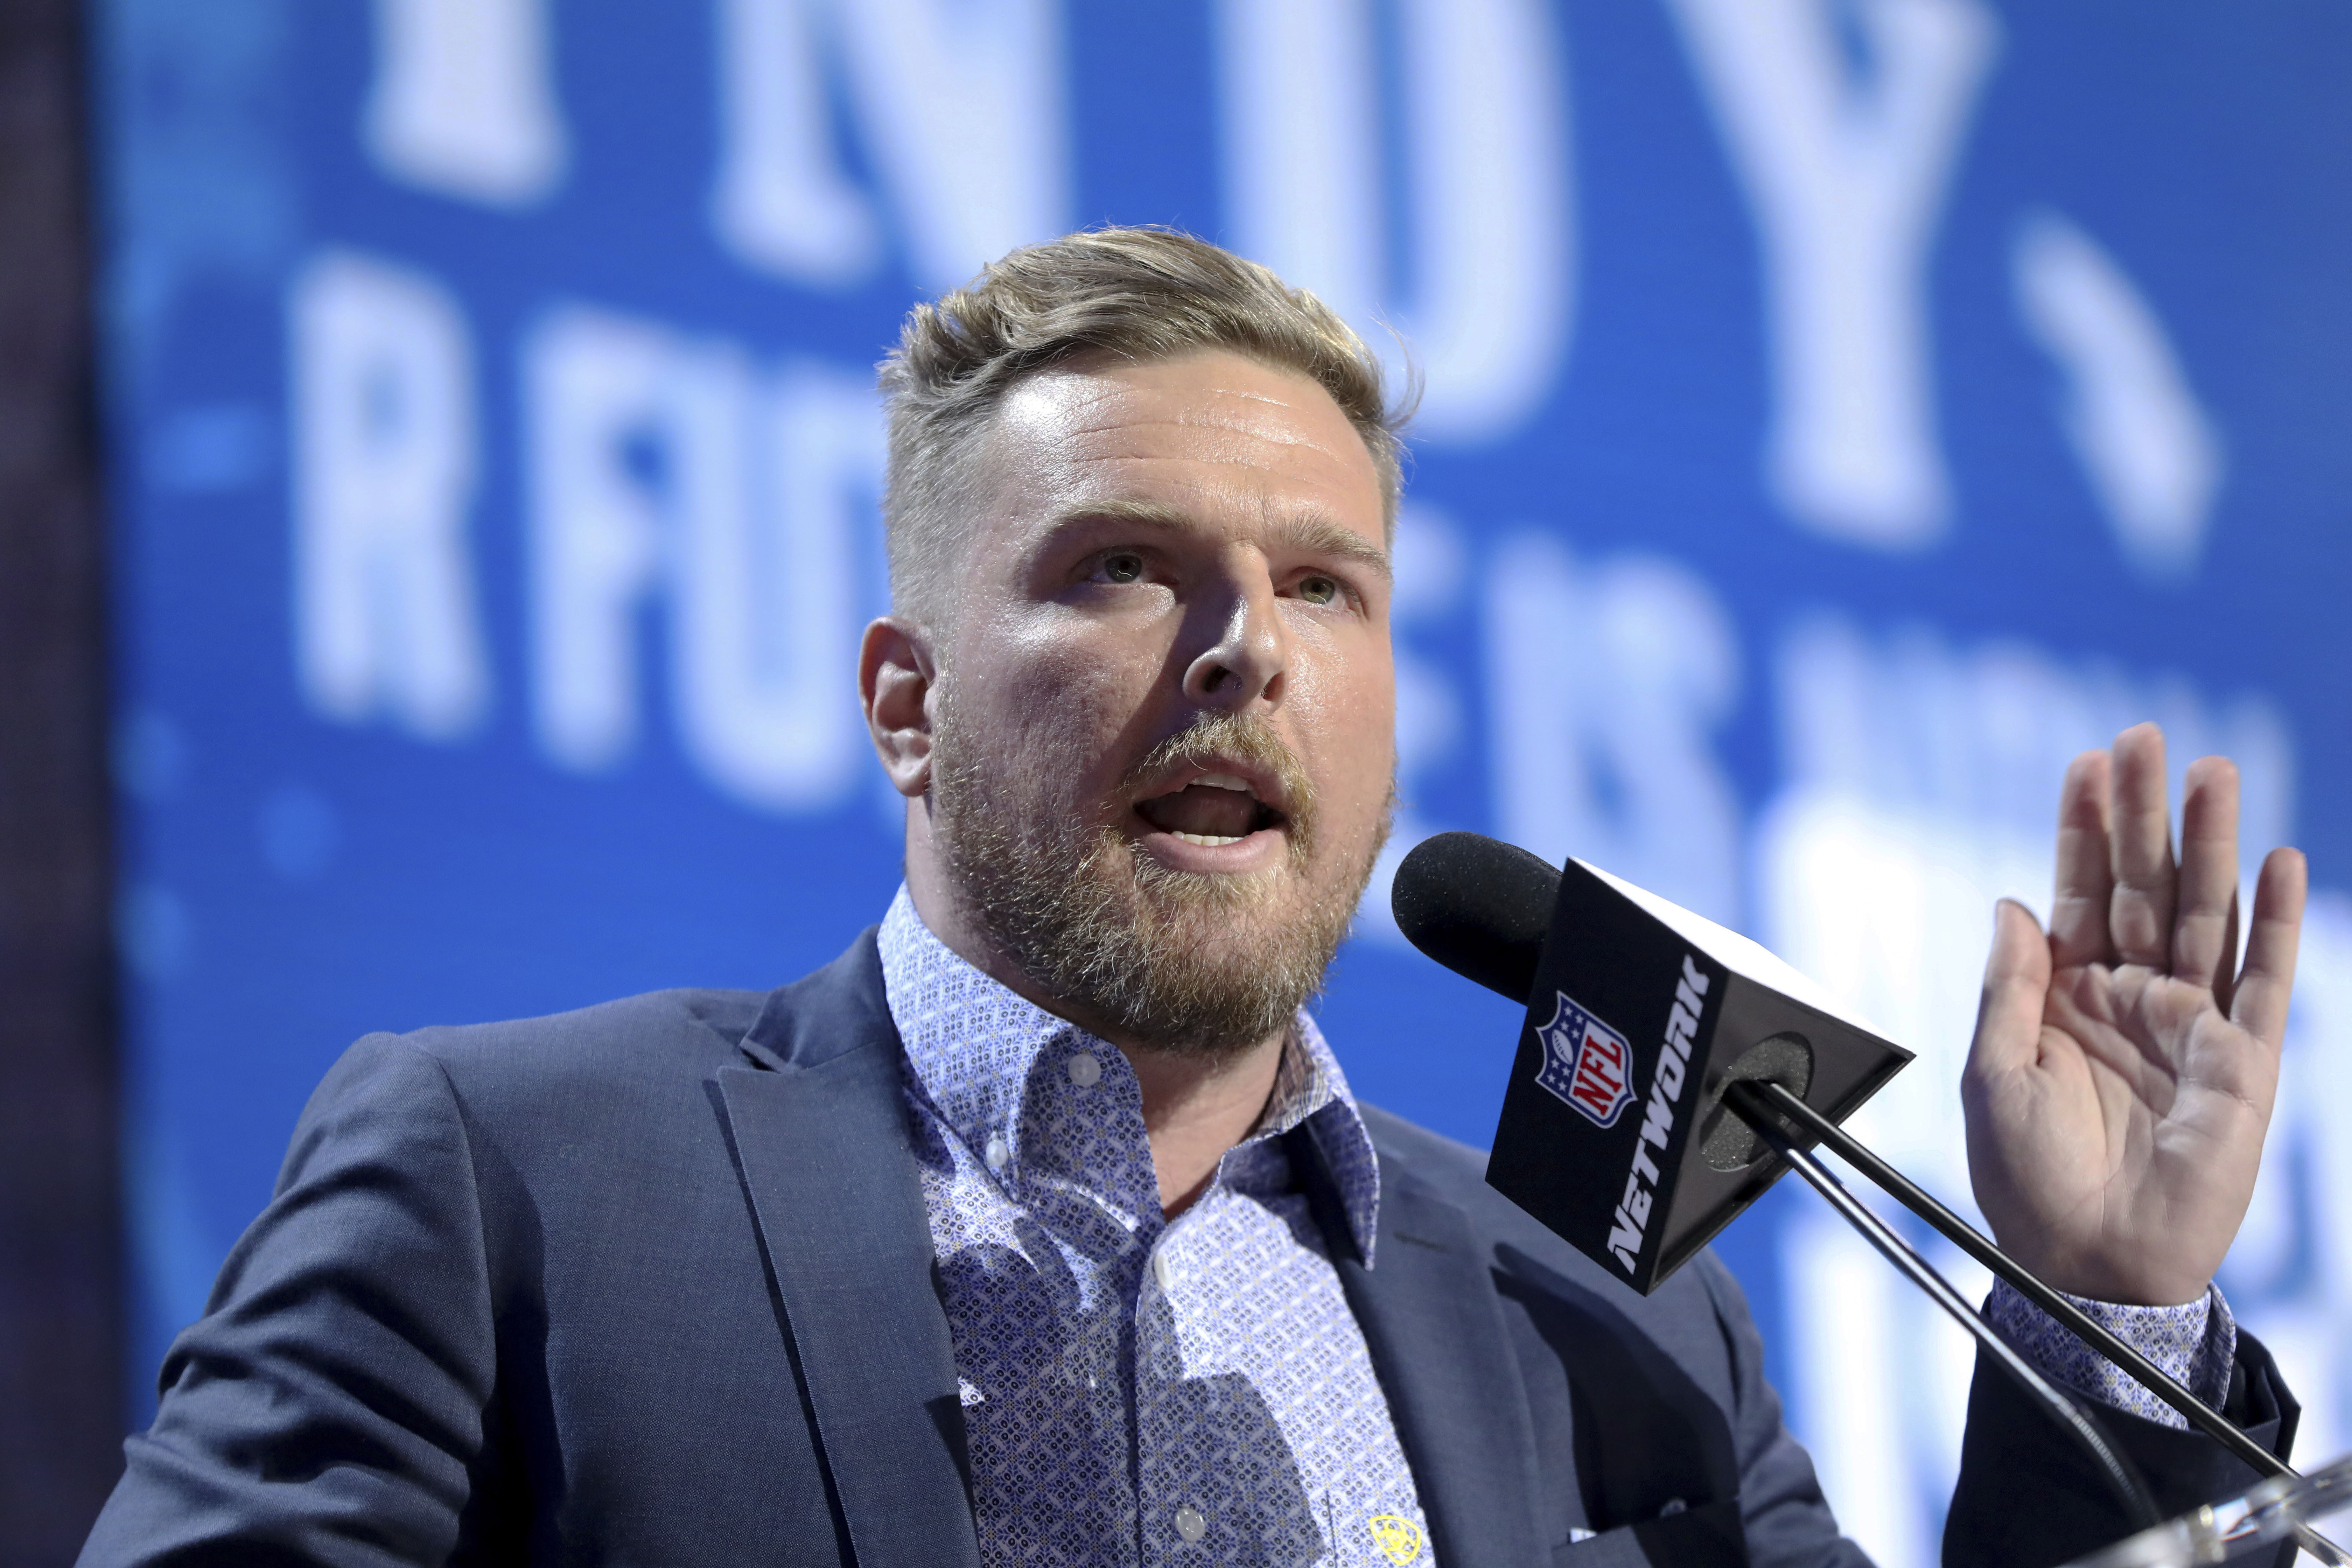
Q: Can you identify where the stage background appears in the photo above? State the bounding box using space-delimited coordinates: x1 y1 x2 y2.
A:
92 2 2352 1560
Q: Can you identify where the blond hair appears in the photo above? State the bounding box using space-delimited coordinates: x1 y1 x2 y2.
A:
877 226 1406 629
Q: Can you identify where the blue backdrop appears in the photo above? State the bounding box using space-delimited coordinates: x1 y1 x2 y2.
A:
94 4 2352 1561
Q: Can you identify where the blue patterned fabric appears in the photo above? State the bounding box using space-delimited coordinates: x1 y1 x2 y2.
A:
1986 1279 2235 1432
879 889 1432 1568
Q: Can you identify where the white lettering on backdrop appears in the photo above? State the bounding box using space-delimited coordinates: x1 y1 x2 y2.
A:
1215 0 1573 444
1483 533 1744 925
709 0 1069 292
288 249 881 813
289 250 492 741
522 306 875 812
2012 211 2226 582
1666 0 1999 549
680 365 878 813
362 0 568 206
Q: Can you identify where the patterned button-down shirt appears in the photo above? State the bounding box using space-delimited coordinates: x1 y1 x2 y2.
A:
877 887 2237 1566
880 889 1429 1568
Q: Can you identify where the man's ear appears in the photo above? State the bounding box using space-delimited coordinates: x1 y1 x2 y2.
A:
861 616 939 798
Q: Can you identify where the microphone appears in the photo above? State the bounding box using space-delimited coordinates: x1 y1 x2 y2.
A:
1392 830 2337 1553
1392 831 1911 1293
1385 829 1554 1005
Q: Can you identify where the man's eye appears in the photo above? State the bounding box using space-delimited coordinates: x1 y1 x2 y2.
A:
1297 574 1340 606
1101 552 1145 584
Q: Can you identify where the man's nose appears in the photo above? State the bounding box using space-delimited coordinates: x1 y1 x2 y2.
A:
1181 569 1287 709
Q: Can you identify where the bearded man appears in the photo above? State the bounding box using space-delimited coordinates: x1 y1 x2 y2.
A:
83 229 2309 1568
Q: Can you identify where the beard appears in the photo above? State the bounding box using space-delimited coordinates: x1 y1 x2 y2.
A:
930 692 1390 1058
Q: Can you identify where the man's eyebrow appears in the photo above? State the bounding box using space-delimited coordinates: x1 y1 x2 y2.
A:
1274 515 1392 578
1050 499 1392 579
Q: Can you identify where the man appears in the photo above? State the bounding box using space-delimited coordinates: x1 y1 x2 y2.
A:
83 229 2309 1567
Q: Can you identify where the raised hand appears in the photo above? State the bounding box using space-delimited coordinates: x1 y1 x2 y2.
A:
1962 722 2307 1306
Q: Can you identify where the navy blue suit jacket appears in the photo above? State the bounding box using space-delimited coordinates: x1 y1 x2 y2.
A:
82 933 2298 1566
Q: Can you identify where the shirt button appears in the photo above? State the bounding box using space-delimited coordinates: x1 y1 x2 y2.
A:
1152 1249 1175 1292
1066 1051 1101 1088
1174 1504 1206 1543
984 1134 1009 1172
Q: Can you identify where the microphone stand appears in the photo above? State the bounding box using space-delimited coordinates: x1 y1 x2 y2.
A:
1723 1079 2347 1566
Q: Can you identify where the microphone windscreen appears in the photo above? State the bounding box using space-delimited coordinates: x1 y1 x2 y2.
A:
1390 831 1561 1004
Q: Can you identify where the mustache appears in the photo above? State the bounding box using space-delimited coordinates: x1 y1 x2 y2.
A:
1118 710 1318 855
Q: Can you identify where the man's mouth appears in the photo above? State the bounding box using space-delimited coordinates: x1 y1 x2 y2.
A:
1133 771 1289 848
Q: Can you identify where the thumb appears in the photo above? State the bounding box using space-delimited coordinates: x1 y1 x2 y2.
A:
1968 898 2052 1080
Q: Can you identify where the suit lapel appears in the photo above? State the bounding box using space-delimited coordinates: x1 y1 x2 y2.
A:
719 1030 981 1568
1315 1147 1546 1568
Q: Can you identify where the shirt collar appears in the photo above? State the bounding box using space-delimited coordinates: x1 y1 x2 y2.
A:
875 886 1380 1259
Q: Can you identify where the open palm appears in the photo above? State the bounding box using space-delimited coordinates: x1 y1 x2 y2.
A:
1962 723 2307 1306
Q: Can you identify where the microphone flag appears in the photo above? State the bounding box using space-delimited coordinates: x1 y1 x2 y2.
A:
1487 858 1914 1295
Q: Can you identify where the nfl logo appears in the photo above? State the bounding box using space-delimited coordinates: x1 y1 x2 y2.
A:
1533 991 1636 1128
